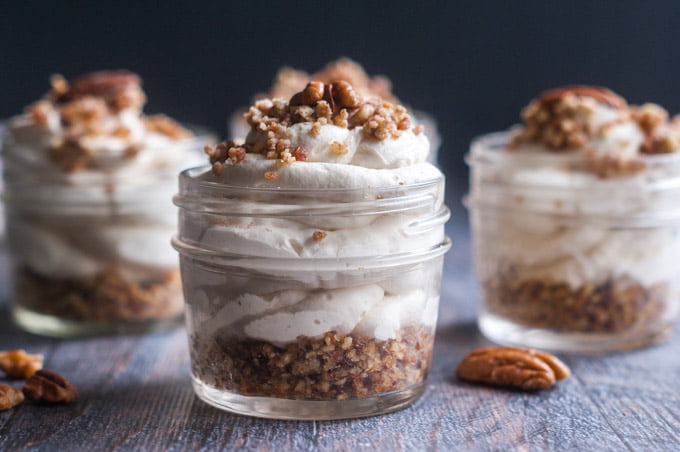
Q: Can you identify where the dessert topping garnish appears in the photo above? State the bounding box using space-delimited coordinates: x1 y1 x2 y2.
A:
456 346 570 390
208 80 418 175
511 85 628 151
25 71 191 173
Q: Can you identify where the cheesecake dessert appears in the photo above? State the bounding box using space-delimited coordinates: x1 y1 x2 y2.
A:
174 79 450 418
466 86 680 351
2 70 210 335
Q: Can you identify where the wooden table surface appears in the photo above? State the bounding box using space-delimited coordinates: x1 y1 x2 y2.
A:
1 217 679 452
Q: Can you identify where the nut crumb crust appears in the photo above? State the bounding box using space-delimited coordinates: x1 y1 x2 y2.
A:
485 273 667 333
190 326 433 400
15 267 183 323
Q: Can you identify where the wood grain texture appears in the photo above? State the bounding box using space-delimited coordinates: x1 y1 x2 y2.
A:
0 222 679 452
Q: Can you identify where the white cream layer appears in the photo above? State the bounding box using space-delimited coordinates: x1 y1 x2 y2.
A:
471 133 680 289
186 122 444 344
3 113 204 280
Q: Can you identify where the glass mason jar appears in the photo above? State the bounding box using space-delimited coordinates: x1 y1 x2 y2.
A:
173 167 451 420
3 128 213 337
466 132 680 352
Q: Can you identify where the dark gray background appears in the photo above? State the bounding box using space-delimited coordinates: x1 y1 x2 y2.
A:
3 1 680 192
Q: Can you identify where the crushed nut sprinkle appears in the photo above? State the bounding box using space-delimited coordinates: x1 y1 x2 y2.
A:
190 326 433 400
312 230 327 242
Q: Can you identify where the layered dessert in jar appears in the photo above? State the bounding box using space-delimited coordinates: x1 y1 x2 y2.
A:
229 58 441 163
174 80 450 419
2 70 211 336
467 86 680 352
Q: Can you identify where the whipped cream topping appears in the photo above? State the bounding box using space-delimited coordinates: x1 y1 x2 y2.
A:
180 80 448 345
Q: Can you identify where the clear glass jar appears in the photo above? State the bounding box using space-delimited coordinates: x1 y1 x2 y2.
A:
3 128 213 337
173 167 451 420
466 132 680 352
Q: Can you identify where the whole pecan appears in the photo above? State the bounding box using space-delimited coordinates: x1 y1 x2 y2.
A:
0 350 43 379
23 369 77 403
323 80 361 113
289 80 361 113
290 81 325 107
456 346 570 390
65 70 141 98
539 85 627 109
0 383 25 411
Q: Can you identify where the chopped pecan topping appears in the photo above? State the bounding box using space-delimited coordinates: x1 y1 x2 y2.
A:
511 85 628 151
144 114 192 139
24 71 191 173
0 350 43 379
0 384 24 411
456 346 570 390
207 79 417 173
205 141 247 175
23 369 77 403
312 231 327 242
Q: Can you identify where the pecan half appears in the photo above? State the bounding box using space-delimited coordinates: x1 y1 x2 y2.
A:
65 70 141 99
23 370 77 403
323 80 361 113
456 346 570 390
539 85 627 109
0 384 24 411
290 81 325 107
0 350 43 379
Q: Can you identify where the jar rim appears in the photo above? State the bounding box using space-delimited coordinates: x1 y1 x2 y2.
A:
171 235 452 270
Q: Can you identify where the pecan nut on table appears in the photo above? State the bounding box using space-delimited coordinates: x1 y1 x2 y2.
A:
456 346 570 390
23 369 78 403
0 383 24 411
0 349 43 379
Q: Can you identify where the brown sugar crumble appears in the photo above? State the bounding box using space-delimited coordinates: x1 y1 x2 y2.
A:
510 86 629 151
26 70 191 173
208 80 416 175
190 326 433 400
